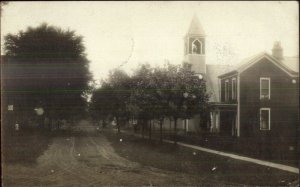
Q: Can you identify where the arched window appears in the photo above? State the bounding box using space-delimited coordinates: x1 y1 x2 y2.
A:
192 39 203 54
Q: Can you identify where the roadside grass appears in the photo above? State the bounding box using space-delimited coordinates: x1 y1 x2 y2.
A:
129 127 298 168
2 128 52 165
104 130 299 186
172 132 299 168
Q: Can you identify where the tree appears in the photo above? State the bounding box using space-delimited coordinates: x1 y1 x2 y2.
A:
106 69 131 133
89 62 209 141
3 24 92 129
89 82 112 128
130 64 157 139
130 63 209 143
89 69 131 133
150 66 173 142
164 63 209 144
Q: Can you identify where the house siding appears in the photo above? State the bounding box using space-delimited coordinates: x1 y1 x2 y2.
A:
239 57 298 159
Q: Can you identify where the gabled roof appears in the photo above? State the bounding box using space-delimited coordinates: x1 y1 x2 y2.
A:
281 56 299 73
218 52 299 78
206 64 233 102
186 14 205 36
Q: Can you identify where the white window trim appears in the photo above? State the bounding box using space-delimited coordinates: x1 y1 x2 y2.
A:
192 39 203 55
260 77 271 100
237 75 240 137
232 78 237 100
260 108 271 130
225 79 229 101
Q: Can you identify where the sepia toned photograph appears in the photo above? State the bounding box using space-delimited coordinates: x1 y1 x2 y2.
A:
1 1 299 186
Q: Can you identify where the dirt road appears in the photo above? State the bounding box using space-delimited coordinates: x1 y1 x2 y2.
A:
3 121 214 187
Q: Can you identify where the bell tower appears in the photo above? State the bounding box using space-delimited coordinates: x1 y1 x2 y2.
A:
184 15 206 76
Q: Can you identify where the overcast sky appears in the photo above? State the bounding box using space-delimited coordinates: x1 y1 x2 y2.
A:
1 1 299 82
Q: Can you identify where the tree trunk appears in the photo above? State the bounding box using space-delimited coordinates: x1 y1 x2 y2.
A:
133 121 137 133
174 118 177 144
169 119 172 138
160 119 163 143
142 120 145 139
48 118 52 131
41 117 46 129
148 120 152 140
102 119 105 128
184 119 187 134
57 119 59 130
116 117 120 133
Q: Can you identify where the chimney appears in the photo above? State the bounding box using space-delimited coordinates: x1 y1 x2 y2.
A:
272 41 283 61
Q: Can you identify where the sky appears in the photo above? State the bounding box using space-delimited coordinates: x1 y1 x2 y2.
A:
1 1 299 83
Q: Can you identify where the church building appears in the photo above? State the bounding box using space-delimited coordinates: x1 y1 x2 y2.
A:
178 15 233 132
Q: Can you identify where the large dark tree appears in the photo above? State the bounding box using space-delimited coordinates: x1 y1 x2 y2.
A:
3 24 92 128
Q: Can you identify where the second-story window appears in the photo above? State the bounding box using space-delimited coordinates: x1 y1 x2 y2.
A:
260 77 270 99
225 79 229 101
232 78 237 100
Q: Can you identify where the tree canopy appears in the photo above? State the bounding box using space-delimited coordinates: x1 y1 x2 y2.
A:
3 24 92 127
90 62 209 141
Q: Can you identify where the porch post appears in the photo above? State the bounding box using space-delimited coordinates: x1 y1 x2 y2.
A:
210 111 216 132
216 110 220 133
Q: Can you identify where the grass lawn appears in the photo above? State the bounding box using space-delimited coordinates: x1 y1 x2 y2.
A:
173 133 299 168
104 131 299 186
2 128 52 165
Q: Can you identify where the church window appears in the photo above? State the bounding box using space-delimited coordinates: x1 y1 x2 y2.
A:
192 39 202 54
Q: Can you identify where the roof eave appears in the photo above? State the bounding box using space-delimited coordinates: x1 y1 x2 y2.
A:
218 70 238 79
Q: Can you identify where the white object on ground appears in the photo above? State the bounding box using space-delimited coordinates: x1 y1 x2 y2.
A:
212 166 217 171
120 139 123 142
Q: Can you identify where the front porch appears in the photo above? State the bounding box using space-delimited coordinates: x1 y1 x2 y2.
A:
209 102 238 137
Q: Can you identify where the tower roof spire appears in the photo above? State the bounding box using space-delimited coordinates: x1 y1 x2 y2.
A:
187 14 205 36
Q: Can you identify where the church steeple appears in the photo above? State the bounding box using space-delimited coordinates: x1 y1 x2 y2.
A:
186 14 206 37
184 14 206 75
